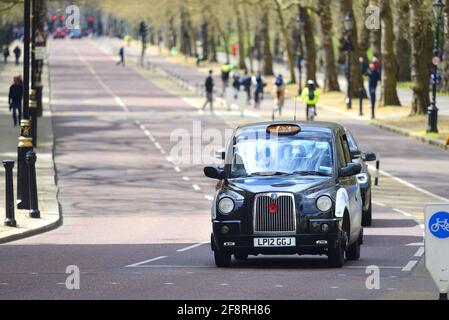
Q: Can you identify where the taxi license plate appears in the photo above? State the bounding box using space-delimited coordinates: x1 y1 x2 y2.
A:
254 237 296 247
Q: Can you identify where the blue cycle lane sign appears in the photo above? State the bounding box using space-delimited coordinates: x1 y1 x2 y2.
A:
425 204 449 299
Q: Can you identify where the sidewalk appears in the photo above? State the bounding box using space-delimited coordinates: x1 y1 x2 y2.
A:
0 44 61 244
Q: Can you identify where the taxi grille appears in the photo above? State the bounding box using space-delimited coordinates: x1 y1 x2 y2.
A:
253 193 296 234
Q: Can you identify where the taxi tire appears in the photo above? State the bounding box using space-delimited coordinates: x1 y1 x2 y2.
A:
328 238 345 268
214 250 232 268
362 200 372 227
346 236 361 261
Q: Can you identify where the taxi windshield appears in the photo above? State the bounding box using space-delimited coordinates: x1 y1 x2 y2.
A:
230 135 333 178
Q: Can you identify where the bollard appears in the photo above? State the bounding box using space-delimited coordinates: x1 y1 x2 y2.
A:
358 87 364 117
374 153 380 186
17 119 33 210
25 151 40 218
3 160 16 227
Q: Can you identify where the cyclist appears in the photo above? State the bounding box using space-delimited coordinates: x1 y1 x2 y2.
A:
301 80 319 121
273 74 285 118
221 62 232 97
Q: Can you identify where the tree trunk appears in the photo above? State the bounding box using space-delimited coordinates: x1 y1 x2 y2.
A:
394 0 412 82
261 7 274 76
243 4 254 73
209 25 218 63
358 0 370 66
317 0 340 92
233 0 246 70
300 5 316 85
340 0 365 98
273 0 296 84
201 22 209 59
410 0 432 115
369 0 381 58
380 0 401 106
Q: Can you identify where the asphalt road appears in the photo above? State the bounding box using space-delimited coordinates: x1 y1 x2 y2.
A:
0 39 444 300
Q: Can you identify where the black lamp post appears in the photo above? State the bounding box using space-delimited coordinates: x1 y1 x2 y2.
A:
428 0 444 134
296 12 304 95
344 13 354 110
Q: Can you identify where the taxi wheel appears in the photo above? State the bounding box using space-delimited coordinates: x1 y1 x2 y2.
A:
328 238 345 268
214 250 232 268
362 200 373 227
346 236 361 261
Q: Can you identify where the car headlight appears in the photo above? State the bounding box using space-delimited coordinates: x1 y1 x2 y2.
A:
357 173 368 184
218 197 235 214
316 196 333 212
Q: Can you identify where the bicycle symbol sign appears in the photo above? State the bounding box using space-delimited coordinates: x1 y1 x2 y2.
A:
429 211 449 239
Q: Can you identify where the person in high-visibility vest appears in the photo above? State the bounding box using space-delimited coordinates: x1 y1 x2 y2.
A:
301 80 319 120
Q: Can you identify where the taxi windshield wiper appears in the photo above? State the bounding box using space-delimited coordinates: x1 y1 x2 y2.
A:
291 171 332 177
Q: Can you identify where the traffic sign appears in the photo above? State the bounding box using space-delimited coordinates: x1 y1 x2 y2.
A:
425 204 449 299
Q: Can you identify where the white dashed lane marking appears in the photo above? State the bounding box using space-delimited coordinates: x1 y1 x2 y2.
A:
414 247 425 257
177 241 210 253
402 260 419 272
126 256 168 268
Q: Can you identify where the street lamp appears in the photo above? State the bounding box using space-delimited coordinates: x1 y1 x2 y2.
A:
428 0 444 133
296 13 305 95
343 12 354 110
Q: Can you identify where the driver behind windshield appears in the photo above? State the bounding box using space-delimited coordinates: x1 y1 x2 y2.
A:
230 136 333 178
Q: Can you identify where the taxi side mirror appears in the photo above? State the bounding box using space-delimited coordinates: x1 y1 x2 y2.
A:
204 166 225 180
361 152 376 162
339 163 362 178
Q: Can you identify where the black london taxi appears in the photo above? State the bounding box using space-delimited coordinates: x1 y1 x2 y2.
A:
204 121 364 268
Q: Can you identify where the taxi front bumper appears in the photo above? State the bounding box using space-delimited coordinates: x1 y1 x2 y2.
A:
212 219 343 255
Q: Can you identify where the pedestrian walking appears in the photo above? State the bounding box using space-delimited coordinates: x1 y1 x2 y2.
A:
231 69 240 100
366 63 381 111
13 46 21 65
240 70 252 106
3 46 10 63
8 76 23 127
253 72 265 109
202 70 214 112
116 46 125 66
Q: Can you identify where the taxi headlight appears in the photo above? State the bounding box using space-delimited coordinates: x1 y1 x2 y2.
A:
357 173 368 184
316 196 333 212
218 197 235 215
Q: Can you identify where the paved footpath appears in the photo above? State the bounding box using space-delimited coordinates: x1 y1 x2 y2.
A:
0 38 441 300
0 43 60 243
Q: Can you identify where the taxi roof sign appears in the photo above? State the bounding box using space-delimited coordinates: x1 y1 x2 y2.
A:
266 124 301 135
425 203 449 298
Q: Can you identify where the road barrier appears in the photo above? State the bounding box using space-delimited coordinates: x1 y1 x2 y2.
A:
26 151 40 219
3 160 17 227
